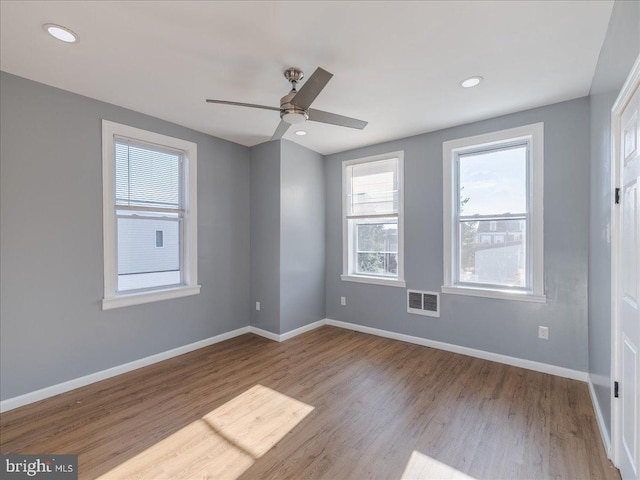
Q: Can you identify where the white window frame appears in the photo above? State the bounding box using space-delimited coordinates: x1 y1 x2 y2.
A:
442 123 545 303
102 120 200 310
341 151 405 287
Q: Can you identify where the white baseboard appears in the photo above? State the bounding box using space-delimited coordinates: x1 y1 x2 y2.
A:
249 319 326 343
248 326 281 342
588 374 612 458
1 317 590 413
280 319 327 341
0 326 250 413
0 320 328 413
325 319 588 382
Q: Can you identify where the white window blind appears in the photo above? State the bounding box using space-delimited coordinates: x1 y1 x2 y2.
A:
115 140 182 209
342 153 405 287
347 158 398 217
114 139 184 292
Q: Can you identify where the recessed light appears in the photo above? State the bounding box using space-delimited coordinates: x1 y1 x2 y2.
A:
43 24 78 43
460 76 483 88
294 130 307 136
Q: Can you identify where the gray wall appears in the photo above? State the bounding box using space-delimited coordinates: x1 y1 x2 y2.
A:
588 0 640 437
326 97 590 371
0 72 251 400
249 141 281 333
249 140 326 335
280 140 326 333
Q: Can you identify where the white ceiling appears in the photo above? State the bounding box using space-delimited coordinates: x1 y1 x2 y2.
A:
0 1 613 155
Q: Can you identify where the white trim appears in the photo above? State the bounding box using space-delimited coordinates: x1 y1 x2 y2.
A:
280 320 327 341
102 284 201 310
341 274 407 288
610 52 640 474
442 123 545 301
101 120 198 310
249 326 281 342
612 54 640 115
342 151 405 286
183 129 198 288
530 123 545 297
442 123 544 156
610 74 623 474
249 319 327 343
0 321 329 412
441 285 546 303
588 374 613 458
0 327 250 413
325 319 587 381
0 318 589 413
102 121 117 298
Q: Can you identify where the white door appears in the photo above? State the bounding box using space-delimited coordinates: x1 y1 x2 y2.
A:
614 57 640 480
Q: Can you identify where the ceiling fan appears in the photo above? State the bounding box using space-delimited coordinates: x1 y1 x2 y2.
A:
206 67 368 140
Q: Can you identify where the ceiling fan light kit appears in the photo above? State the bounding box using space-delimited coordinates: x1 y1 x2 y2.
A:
282 111 308 124
206 66 368 140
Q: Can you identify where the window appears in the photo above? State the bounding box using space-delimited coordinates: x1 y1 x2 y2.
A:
341 152 405 287
442 123 545 302
102 120 200 309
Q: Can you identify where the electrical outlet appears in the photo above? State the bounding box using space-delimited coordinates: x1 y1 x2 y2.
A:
538 326 549 340
255 301 261 311
340 296 346 306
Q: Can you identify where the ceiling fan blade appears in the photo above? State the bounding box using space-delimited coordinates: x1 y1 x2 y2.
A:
291 67 333 110
271 120 291 140
308 109 368 129
206 99 280 112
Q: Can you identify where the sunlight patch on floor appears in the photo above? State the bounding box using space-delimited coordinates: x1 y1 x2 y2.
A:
201 382 314 458
97 385 314 480
401 450 476 480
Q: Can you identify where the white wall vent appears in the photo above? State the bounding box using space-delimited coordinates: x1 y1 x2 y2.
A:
407 290 440 317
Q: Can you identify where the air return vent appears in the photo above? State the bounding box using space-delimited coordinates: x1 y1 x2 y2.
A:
407 290 440 317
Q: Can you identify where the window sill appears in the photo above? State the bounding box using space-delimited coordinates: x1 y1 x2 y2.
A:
441 285 546 303
102 284 201 310
341 274 406 288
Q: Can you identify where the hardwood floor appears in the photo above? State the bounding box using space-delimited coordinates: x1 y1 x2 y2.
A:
1 326 619 479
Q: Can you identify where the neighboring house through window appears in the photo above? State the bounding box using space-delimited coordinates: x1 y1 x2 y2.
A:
102 120 200 309
442 123 545 302
342 151 405 287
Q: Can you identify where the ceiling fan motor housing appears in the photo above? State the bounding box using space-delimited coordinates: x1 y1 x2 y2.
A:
280 90 308 124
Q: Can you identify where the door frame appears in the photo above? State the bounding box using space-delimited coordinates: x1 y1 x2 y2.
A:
611 52 640 473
